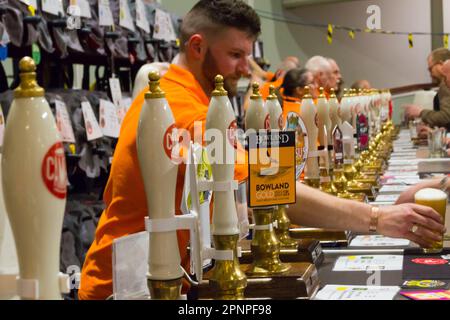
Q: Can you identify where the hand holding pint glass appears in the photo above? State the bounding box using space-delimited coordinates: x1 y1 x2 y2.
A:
414 188 448 253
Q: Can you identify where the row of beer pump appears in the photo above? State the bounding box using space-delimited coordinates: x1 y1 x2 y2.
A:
0 56 397 300
134 69 397 299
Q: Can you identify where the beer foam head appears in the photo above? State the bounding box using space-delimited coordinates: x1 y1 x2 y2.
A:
414 188 447 201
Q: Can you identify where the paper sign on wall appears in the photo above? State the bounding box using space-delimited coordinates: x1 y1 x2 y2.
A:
55 100 76 143
153 9 176 41
81 101 103 141
253 42 262 59
41 0 64 16
99 99 120 138
119 0 135 32
75 0 92 18
20 0 38 8
135 0 150 34
99 0 114 27
109 78 123 108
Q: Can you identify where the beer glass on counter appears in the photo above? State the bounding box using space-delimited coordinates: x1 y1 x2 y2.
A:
414 188 448 253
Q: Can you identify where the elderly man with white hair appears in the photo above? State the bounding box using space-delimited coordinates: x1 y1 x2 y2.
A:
305 55 335 96
327 57 343 94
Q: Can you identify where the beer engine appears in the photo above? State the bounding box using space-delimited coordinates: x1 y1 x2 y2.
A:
2 57 69 300
316 88 336 195
195 77 318 299
136 71 183 300
300 87 320 188
329 88 341 132
204 75 247 299
265 86 298 249
244 82 290 276
340 89 377 200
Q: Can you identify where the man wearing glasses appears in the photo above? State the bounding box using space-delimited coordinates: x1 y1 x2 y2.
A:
405 48 450 131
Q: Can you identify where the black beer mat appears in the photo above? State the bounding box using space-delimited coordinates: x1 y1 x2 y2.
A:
402 248 450 280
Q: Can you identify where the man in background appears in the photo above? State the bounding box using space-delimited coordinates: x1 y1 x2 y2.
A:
404 48 450 130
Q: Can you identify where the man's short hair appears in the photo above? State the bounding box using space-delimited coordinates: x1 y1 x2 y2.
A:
305 56 331 75
180 0 261 52
430 48 450 64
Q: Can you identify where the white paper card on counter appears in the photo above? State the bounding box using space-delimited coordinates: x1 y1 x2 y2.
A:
135 0 150 33
379 185 410 194
384 171 419 177
393 147 416 152
81 101 103 141
99 99 120 138
375 194 400 203
112 232 150 300
55 100 76 143
389 159 419 166
387 165 418 171
153 9 177 41
350 235 410 247
391 150 417 155
76 0 92 18
390 156 416 160
384 178 421 185
333 255 403 271
314 285 400 300
109 78 123 108
119 0 135 32
99 0 114 26
41 0 64 16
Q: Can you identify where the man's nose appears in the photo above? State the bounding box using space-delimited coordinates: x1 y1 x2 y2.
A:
238 58 250 76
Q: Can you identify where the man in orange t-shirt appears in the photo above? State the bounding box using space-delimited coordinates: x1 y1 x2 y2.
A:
79 0 260 300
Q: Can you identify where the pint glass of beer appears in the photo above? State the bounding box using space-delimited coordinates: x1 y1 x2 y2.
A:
414 188 448 253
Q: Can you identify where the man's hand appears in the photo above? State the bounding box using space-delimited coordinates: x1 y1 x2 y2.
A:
417 123 432 139
404 104 423 119
377 204 446 248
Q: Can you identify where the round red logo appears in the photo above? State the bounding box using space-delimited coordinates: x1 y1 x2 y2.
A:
264 114 271 130
163 124 181 161
412 258 448 265
227 120 238 149
41 142 67 199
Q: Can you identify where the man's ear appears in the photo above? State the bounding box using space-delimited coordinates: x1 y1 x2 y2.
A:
187 34 206 60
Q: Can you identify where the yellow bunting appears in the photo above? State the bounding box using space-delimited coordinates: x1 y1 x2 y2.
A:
444 34 449 49
327 24 333 44
175 38 180 47
28 5 36 16
349 30 355 40
69 144 76 155
408 33 414 48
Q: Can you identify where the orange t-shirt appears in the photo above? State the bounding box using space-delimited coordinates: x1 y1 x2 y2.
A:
79 64 248 300
281 96 302 126
265 71 275 82
260 76 284 100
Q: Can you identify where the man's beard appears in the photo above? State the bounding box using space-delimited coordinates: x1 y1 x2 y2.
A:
202 49 239 97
